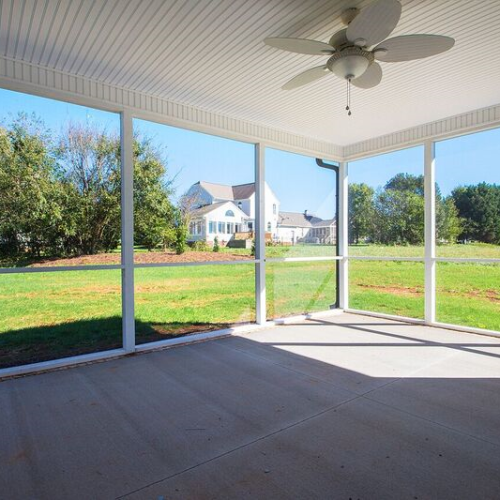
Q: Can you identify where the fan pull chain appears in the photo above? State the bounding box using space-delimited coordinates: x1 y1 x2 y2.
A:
346 78 352 116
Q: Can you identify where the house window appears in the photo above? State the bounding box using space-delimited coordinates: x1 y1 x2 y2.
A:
208 221 214 234
248 222 253 230
225 210 235 217
267 222 272 232
273 203 276 214
218 222 225 233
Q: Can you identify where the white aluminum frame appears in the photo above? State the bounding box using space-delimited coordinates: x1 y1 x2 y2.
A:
255 143 267 325
424 140 436 323
1 82 500 379
121 110 135 352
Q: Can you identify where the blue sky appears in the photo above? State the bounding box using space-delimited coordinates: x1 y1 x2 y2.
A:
1 88 498 209
134 119 337 219
349 129 500 196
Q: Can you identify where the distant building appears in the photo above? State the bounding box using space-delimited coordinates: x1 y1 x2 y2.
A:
183 181 335 245
277 211 336 245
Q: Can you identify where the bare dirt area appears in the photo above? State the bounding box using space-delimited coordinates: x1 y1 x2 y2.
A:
358 283 423 297
30 250 253 267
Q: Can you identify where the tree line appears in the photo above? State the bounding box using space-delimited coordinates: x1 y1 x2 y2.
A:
349 173 500 245
0 113 182 261
2 114 499 262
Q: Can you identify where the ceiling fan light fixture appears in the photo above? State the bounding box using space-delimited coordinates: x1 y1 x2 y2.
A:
327 47 373 80
264 0 456 114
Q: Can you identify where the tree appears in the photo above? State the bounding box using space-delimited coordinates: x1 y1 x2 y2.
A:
56 123 121 255
132 136 175 251
348 183 375 244
452 183 500 243
0 114 63 257
213 236 220 252
174 211 188 255
436 195 462 243
364 173 462 246
385 172 424 197
373 187 424 245
0 114 176 261
57 123 176 254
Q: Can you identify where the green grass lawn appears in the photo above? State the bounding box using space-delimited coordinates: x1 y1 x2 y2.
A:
349 260 425 319
348 247 500 330
1 243 499 368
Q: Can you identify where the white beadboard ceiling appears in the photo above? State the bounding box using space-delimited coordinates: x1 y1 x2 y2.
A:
1 0 500 147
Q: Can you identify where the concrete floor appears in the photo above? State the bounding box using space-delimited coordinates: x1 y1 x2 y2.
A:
1 314 500 500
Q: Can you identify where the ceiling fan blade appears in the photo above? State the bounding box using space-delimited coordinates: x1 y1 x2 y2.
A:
351 62 383 89
346 0 401 47
264 37 335 55
374 34 455 62
282 66 329 90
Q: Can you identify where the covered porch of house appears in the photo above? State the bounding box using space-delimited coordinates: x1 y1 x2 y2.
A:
1 0 500 498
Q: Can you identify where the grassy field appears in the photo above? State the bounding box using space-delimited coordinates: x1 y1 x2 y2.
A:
0 243 498 368
348 248 500 331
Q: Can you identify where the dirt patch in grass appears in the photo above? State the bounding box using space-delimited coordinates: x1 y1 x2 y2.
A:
29 251 252 267
440 288 500 304
357 283 423 297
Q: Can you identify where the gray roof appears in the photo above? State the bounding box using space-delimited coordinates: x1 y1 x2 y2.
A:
198 181 255 201
278 211 336 228
190 201 229 217
313 218 336 228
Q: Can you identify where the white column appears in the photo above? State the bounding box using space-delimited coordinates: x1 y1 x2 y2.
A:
255 143 266 324
121 110 135 351
338 161 349 309
424 140 436 323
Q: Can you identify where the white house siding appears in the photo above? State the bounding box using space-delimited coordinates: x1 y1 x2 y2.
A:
189 201 248 245
276 226 309 244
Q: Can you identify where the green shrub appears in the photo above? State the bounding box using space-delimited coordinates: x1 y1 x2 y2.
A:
175 223 187 255
213 236 220 252
192 240 210 252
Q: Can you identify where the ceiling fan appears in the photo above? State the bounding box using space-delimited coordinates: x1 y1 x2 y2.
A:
264 0 455 115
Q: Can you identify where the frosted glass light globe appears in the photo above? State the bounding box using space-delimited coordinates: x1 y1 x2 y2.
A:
331 54 369 80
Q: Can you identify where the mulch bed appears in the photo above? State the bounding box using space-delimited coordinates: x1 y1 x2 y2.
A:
30 251 253 267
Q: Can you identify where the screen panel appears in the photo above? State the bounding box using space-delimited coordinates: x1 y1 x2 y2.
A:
134 264 255 344
0 88 121 269
133 119 256 263
265 148 337 258
266 261 337 319
348 146 424 258
0 270 122 368
349 260 424 319
437 262 500 331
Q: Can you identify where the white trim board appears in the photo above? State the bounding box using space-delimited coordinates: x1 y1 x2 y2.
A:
0 56 342 162
2 56 500 161
344 104 500 160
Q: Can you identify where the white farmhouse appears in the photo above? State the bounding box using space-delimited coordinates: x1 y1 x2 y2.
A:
184 181 280 245
183 180 335 246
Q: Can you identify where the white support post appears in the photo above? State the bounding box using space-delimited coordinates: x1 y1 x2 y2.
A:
255 143 266 324
424 140 436 324
121 110 135 351
338 161 349 309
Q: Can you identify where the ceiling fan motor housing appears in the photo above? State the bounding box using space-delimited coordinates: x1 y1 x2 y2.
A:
327 47 374 80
